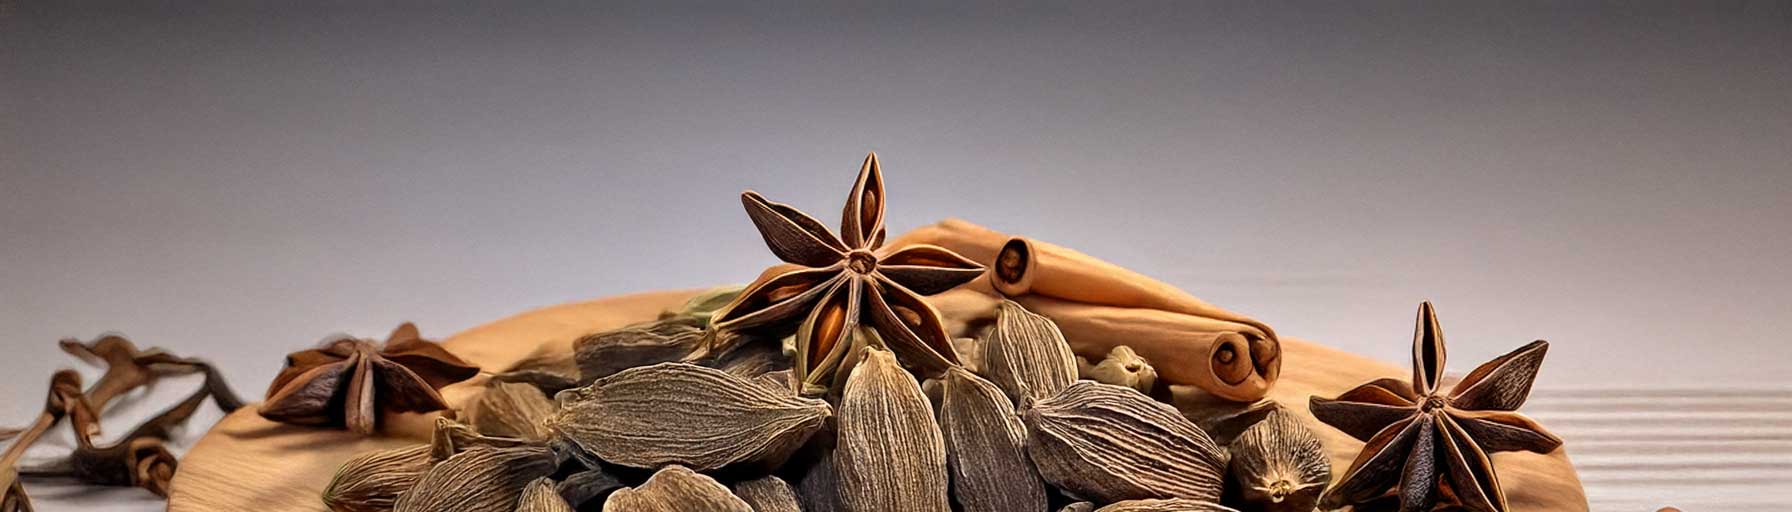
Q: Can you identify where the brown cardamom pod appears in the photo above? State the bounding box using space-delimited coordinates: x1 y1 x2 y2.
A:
323 444 432 512
731 475 801 512
554 363 831 471
574 318 706 382
601 465 751 512
1024 381 1227 503
833 347 950 512
1226 408 1329 512
517 477 576 512
1096 499 1239 511
469 380 556 440
981 300 1078 406
393 445 556 512
1060 502 1095 512
938 366 1046 512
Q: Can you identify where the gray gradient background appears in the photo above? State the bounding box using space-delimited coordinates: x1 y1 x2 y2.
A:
2 1 1789 510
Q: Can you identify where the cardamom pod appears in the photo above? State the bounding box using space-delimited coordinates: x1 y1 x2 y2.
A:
669 285 745 325
431 417 533 462
1095 499 1239 511
393 445 557 512
1080 345 1158 396
601 465 751 512
517 477 575 512
731 475 801 512
703 334 793 380
574 319 706 382
795 446 844 512
469 380 556 440
981 300 1077 406
1060 502 1095 512
557 468 625 508
938 367 1046 512
833 347 950 512
1024 381 1227 503
1226 408 1329 512
322 444 432 512
554 363 831 471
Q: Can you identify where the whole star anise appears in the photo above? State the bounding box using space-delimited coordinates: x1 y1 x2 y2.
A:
260 323 480 435
1309 302 1562 512
711 152 986 392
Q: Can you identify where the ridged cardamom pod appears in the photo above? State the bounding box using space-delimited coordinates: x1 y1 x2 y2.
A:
795 446 844 512
1095 499 1239 511
601 465 751 512
731 475 801 512
393 445 557 512
322 444 432 512
554 363 831 471
1060 502 1095 512
1226 408 1329 512
431 417 534 462
981 300 1078 406
1024 381 1228 503
556 468 625 508
517 477 575 512
1079 345 1158 395
938 367 1047 512
469 380 556 440
834 348 950 512
574 318 706 382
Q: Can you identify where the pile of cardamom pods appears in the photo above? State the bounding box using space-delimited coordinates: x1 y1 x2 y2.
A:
322 290 1332 512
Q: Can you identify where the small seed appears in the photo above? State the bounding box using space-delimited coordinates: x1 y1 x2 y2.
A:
1080 345 1158 396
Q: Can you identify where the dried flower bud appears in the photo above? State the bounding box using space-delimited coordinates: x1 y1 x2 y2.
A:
601 465 750 512
517 477 575 512
469 381 556 440
981 300 1078 407
1081 345 1158 395
554 363 831 471
1024 381 1227 503
393 446 556 512
323 444 432 512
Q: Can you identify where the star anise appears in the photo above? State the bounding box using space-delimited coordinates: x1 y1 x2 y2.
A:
711 152 986 392
260 323 480 435
1308 302 1562 512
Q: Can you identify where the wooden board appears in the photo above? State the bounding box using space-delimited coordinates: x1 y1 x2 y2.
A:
168 287 1586 511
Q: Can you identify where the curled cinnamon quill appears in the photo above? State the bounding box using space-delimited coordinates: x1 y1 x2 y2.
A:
890 220 1281 401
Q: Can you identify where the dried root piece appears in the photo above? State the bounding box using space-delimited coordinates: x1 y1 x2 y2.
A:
468 380 556 440
601 465 750 512
1096 498 1239 511
833 347 950 512
392 445 556 512
323 444 433 512
1080 345 1159 396
1226 408 1329 512
554 363 831 471
1024 381 1228 503
980 300 1078 407
517 477 575 512
937 367 1046 512
731 475 801 512
2 467 31 512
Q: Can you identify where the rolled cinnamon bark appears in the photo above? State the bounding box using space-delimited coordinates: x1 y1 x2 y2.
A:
889 220 1277 340
1013 295 1277 402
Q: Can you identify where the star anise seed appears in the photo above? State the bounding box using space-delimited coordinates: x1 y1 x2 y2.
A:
260 323 479 435
1309 302 1562 512
711 152 986 392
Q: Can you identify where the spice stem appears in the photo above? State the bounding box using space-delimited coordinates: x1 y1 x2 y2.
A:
0 412 55 470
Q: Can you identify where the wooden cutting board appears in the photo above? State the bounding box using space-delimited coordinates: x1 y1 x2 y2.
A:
167 287 1587 511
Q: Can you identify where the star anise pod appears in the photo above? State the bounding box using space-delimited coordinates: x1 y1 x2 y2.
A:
1308 302 1562 512
711 152 986 392
260 323 480 435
